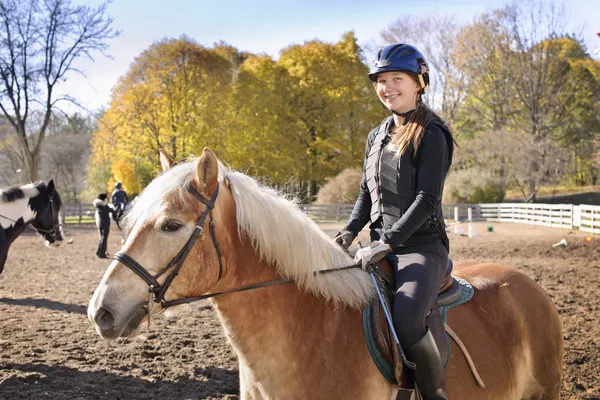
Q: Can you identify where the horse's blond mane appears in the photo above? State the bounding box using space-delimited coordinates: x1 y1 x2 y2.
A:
125 159 374 309
226 170 375 308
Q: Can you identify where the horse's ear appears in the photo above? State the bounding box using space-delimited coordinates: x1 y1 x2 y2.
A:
159 149 176 173
47 180 55 193
194 147 218 195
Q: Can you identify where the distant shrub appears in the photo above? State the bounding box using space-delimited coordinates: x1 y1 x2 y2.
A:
316 168 362 204
444 168 506 204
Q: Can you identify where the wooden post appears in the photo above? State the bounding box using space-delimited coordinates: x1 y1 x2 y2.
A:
454 207 460 234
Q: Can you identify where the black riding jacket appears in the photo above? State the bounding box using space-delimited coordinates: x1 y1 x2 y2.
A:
111 189 129 205
346 116 453 252
93 199 113 229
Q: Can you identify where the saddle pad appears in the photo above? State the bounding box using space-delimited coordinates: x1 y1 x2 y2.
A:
439 276 474 322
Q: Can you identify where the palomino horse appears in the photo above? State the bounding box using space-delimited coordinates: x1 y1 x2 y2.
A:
89 149 563 400
0 180 63 274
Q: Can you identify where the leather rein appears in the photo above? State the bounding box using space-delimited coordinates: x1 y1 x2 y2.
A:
113 181 361 315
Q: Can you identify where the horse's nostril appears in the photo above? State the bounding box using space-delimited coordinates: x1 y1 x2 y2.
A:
94 307 115 331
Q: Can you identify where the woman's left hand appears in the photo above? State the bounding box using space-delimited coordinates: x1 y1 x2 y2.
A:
354 241 392 270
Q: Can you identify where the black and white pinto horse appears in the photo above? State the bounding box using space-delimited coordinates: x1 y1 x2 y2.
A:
0 180 63 274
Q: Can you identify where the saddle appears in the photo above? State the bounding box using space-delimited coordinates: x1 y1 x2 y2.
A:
363 258 481 399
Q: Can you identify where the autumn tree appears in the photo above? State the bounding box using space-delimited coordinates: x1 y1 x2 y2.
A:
0 0 118 181
454 0 599 201
90 33 385 200
109 37 232 160
454 11 514 135
220 54 300 183
278 32 384 200
88 36 236 193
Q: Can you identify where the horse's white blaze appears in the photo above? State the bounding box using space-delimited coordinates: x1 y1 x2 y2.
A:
88 204 199 336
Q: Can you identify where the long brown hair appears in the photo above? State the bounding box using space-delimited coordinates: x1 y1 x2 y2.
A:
385 73 454 158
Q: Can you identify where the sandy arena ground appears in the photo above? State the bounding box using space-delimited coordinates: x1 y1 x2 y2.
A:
0 221 598 399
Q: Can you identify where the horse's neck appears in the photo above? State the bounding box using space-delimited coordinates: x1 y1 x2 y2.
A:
210 245 361 384
2 223 28 245
0 198 34 242
212 276 328 375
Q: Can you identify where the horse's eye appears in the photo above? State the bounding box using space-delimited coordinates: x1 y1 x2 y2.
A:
162 220 182 232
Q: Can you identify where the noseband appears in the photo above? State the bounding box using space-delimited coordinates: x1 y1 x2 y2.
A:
113 183 223 309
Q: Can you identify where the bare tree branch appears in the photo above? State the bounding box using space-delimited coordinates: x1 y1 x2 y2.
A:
0 0 118 181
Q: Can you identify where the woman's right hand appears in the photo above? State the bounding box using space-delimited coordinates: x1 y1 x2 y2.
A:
334 230 355 250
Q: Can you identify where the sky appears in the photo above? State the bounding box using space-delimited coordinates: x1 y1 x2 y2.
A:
59 0 600 114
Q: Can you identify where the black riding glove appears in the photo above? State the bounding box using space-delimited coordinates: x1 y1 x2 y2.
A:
334 229 355 250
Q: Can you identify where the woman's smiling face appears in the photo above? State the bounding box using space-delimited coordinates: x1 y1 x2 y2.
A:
374 71 420 113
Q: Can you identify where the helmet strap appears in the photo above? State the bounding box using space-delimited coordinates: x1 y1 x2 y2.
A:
387 92 422 119
390 108 414 118
418 74 426 90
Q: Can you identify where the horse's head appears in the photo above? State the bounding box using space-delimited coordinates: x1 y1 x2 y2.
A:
89 148 237 340
31 180 64 246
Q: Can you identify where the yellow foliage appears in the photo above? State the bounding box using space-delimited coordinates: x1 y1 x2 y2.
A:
109 159 141 195
88 32 386 194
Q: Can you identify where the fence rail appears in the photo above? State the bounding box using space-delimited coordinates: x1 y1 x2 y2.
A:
62 202 600 235
578 205 600 235
61 203 96 225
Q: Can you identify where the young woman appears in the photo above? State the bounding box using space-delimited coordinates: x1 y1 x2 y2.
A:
335 43 455 400
111 182 129 223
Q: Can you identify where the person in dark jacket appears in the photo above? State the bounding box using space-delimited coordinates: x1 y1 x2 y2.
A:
334 44 455 400
93 193 113 259
111 182 129 223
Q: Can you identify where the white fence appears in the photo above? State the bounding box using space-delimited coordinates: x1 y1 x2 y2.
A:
299 202 600 235
577 205 600 235
62 202 600 235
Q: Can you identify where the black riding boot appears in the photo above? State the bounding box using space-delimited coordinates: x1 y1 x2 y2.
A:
406 328 448 400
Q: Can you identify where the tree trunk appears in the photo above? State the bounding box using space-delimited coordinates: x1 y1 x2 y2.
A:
27 151 39 182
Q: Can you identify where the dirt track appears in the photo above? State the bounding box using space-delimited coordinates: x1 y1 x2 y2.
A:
0 222 598 399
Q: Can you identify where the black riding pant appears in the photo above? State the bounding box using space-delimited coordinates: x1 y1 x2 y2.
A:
386 242 448 348
97 222 110 258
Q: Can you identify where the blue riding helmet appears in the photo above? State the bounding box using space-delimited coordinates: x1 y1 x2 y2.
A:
368 44 430 91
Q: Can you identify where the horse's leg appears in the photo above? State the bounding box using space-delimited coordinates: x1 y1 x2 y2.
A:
238 362 263 400
449 263 563 400
0 254 6 275
0 231 8 274
510 274 563 400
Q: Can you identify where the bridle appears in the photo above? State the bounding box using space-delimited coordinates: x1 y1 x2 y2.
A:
114 182 224 309
113 180 363 321
39 196 62 241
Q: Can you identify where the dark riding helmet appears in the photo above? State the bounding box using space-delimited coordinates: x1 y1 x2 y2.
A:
115 182 122 189
368 43 430 92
